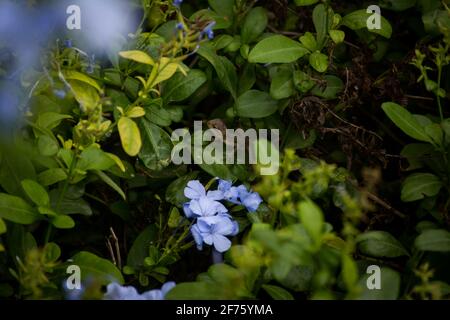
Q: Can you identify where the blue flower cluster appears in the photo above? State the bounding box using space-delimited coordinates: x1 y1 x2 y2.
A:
183 179 262 253
104 281 176 300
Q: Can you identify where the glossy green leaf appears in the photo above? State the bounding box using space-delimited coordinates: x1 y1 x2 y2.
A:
342 9 393 38
163 69 207 102
401 173 443 202
0 193 40 224
382 102 431 142
241 7 268 44
415 229 450 252
356 231 409 258
139 119 173 171
248 35 308 64
21 179 49 207
71 251 124 284
309 51 329 72
236 90 278 118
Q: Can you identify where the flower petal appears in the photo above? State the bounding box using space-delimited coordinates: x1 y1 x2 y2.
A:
212 234 232 252
184 180 205 200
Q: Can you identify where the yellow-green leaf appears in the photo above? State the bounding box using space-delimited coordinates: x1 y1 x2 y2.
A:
119 50 155 65
127 106 146 118
153 58 179 86
118 117 142 156
63 70 103 93
106 153 126 172
69 80 100 113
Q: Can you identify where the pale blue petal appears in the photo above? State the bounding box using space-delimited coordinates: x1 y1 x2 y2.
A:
207 190 224 201
104 283 140 300
212 234 232 252
241 192 262 212
140 289 163 300
184 180 205 200
161 282 176 296
191 224 204 250
183 202 194 218
212 215 235 235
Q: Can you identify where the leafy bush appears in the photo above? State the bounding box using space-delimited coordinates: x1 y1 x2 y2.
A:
0 0 449 300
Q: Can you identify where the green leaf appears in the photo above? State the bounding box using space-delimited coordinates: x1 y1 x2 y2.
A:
401 173 443 202
154 58 180 86
313 4 333 48
236 90 278 118
51 215 75 229
248 35 308 64
294 0 319 6
382 102 431 142
77 145 115 172
0 146 37 197
71 251 124 284
37 135 59 156
329 29 345 44
118 116 142 157
415 229 450 252
309 51 329 73
299 32 317 51
94 170 126 200
270 67 295 100
119 50 155 65
356 231 409 258
144 99 172 127
38 168 68 186
63 70 103 93
358 267 400 300
298 200 324 244
293 70 315 93
126 225 158 269
69 80 100 112
163 69 207 102
43 242 61 262
262 284 294 300
342 9 393 38
208 0 234 18
241 7 268 44
342 255 359 289
36 112 72 130
21 179 50 207
0 193 40 224
139 119 173 171
198 46 237 99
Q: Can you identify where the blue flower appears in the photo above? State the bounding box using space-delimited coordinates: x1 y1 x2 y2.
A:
237 186 262 212
184 180 223 201
218 179 240 204
202 21 216 40
104 282 176 300
176 22 184 30
173 0 183 7
191 215 239 252
188 196 228 218
183 180 226 218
